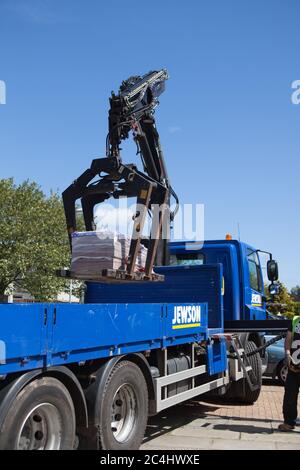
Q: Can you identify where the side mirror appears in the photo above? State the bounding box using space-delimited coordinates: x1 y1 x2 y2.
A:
269 283 280 296
267 259 279 282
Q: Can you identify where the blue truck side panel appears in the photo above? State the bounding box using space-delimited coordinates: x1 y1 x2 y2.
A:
0 262 227 377
85 264 223 331
0 300 212 375
207 337 227 375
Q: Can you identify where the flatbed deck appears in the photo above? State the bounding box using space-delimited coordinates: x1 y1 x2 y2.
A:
0 301 214 375
0 265 223 376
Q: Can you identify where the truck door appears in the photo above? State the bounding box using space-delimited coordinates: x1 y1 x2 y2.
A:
245 249 266 320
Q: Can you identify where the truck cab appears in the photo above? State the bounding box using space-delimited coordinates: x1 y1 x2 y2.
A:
169 238 276 399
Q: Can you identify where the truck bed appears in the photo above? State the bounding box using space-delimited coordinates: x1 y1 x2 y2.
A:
0 301 211 375
0 265 223 376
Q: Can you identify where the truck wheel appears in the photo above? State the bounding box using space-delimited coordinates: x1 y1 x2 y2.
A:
98 360 148 450
240 340 262 404
277 361 288 386
0 377 76 450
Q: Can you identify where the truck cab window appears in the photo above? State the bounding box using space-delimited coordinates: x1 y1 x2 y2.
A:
247 250 262 292
169 253 204 266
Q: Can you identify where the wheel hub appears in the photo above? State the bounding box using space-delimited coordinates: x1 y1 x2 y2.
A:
17 403 62 450
111 384 137 443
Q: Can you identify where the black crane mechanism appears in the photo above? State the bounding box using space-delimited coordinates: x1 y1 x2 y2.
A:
62 69 178 281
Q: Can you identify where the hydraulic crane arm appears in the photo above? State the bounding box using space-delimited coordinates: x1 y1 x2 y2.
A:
62 69 178 281
108 70 168 180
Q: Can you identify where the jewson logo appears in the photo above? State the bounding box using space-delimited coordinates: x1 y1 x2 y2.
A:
291 80 300 105
171 305 201 329
0 340 6 365
0 80 6 105
251 293 262 307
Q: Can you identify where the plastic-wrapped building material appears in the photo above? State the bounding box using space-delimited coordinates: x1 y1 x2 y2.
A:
70 231 147 279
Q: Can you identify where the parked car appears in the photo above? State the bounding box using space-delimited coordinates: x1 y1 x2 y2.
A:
264 335 287 385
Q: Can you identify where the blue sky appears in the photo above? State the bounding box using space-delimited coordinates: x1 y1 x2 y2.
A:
0 0 299 288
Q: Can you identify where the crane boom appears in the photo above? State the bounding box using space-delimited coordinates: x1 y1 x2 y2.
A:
62 69 178 281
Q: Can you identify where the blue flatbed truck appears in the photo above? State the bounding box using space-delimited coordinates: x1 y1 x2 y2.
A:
0 238 289 450
0 70 290 449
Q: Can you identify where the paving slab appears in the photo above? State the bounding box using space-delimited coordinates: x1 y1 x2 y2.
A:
141 435 213 450
142 381 300 450
210 438 276 450
240 429 300 443
275 442 300 450
170 425 240 440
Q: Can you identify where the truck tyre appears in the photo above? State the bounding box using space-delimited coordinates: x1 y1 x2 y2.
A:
240 340 262 404
277 360 288 386
98 360 148 450
0 377 76 450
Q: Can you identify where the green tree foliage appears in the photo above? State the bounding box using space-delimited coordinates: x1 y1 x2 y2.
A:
0 178 71 301
291 285 300 302
266 281 296 318
290 286 300 315
294 302 300 316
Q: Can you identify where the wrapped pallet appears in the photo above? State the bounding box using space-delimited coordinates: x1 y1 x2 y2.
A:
70 231 147 279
